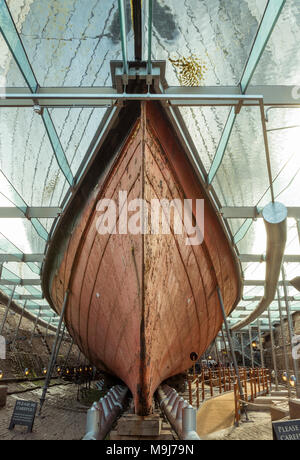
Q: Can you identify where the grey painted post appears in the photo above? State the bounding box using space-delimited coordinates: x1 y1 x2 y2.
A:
39 291 69 414
63 338 74 369
268 307 279 391
11 301 27 350
257 319 265 368
277 288 291 397
29 307 41 345
217 287 248 418
282 267 300 398
52 325 66 371
0 286 16 335
241 333 245 368
248 326 255 368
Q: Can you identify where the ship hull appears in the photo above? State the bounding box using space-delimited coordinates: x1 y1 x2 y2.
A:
44 102 240 415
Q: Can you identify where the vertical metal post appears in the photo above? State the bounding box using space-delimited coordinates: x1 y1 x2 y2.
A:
277 288 291 397
257 319 265 368
214 339 220 365
282 267 300 398
11 301 27 350
29 307 41 345
53 324 66 371
0 286 16 335
63 338 74 370
248 326 255 368
241 333 245 368
39 291 69 414
217 287 248 418
268 307 279 391
221 328 228 365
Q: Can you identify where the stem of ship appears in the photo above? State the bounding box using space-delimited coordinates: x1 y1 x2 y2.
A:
217 286 249 420
39 291 69 414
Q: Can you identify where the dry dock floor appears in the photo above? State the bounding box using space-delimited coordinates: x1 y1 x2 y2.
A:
0 383 87 440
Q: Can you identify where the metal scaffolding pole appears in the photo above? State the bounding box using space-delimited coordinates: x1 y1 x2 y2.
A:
282 267 300 398
268 307 279 391
39 291 69 414
277 288 291 397
0 286 16 335
214 339 220 364
63 338 74 370
248 326 255 368
257 319 265 368
221 327 229 364
53 325 66 368
29 307 41 345
241 333 245 367
11 301 27 350
217 287 248 419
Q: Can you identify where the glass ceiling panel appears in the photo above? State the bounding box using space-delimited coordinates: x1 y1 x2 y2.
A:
0 107 67 208
267 108 300 206
0 33 28 87
150 0 267 86
213 107 272 208
0 218 45 254
7 0 125 87
251 0 300 85
0 232 41 275
2 261 40 280
49 107 107 177
179 106 232 173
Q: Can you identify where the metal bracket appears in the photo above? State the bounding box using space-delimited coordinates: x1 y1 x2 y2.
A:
111 61 166 93
33 98 44 116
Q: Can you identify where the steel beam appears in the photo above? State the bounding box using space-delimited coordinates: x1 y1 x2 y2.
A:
0 91 265 105
242 296 300 302
0 207 61 219
0 279 41 286
0 86 298 108
132 0 143 62
244 280 291 287
165 86 300 107
0 254 44 263
221 206 300 219
239 254 300 263
118 0 129 79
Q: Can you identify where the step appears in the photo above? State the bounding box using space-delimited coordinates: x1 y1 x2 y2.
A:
110 430 174 441
247 402 272 412
270 406 290 422
254 396 288 405
117 414 162 437
271 391 289 397
289 399 300 420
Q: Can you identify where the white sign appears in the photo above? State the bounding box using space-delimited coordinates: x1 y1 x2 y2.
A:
0 335 6 360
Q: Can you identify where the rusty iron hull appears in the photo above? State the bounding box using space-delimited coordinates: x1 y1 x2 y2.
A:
44 102 241 415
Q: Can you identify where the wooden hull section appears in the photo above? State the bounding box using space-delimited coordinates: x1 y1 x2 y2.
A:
46 102 240 415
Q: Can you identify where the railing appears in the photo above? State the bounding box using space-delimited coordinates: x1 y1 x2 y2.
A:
187 367 271 414
233 368 271 426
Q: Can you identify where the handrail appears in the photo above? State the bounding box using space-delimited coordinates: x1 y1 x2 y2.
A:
187 366 271 417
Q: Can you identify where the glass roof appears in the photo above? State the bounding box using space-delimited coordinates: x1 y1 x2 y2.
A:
0 0 299 330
